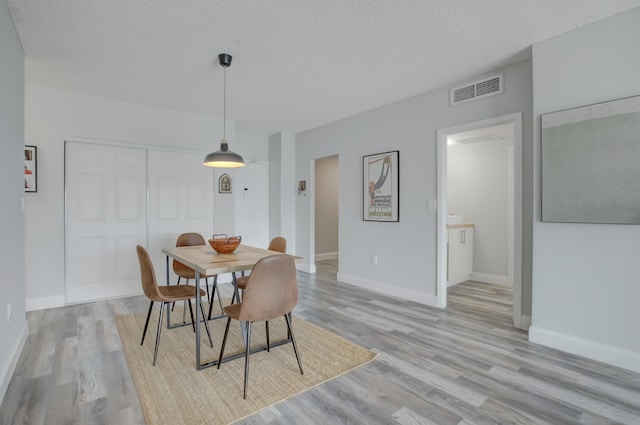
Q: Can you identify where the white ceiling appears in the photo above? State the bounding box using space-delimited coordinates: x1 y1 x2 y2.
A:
7 0 640 136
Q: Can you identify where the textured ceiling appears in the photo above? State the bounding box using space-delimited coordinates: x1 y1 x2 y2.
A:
7 0 640 135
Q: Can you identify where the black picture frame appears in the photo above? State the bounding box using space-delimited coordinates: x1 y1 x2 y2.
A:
24 145 37 192
218 173 232 193
363 150 399 222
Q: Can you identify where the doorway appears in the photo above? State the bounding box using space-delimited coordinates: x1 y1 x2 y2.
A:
436 113 524 329
314 155 339 279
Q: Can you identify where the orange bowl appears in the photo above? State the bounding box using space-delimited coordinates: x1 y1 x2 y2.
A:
208 235 241 254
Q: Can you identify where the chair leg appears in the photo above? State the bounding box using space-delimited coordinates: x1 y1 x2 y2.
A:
215 276 223 311
265 321 270 352
187 299 196 332
284 314 304 375
198 301 214 348
217 317 232 369
141 301 154 345
243 321 252 399
171 277 182 311
153 302 166 366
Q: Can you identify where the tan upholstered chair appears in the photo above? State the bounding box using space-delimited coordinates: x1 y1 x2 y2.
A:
267 236 286 253
136 245 213 365
217 254 303 399
235 236 286 296
173 233 223 318
233 236 287 337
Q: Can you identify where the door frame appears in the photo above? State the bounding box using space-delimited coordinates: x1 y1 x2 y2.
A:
436 112 524 328
307 154 340 275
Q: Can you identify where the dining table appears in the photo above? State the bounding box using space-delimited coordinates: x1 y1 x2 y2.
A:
161 243 302 370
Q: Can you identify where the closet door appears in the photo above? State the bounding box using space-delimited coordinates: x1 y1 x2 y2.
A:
147 150 215 282
65 142 147 303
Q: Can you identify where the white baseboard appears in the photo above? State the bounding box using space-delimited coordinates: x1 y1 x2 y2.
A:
447 274 470 287
469 272 510 286
296 263 316 274
520 314 531 330
25 295 66 312
337 272 438 307
315 252 338 261
1 321 28 404
529 326 640 373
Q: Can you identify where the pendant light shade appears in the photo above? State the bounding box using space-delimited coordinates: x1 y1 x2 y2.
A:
203 140 245 168
203 53 245 168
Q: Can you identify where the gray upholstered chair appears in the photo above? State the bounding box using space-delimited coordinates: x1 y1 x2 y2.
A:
217 254 303 399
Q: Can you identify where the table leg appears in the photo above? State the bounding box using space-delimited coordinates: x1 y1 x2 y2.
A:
195 268 201 369
207 276 227 320
165 255 172 329
231 272 241 304
231 271 248 348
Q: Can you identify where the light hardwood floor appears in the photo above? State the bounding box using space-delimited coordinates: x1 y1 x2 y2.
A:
2 262 640 424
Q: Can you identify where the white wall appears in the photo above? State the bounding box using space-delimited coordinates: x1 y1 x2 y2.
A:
315 155 339 257
236 125 269 163
23 77 239 310
268 134 282 239
530 8 640 372
270 132 297 257
295 59 533 306
0 0 28 402
448 139 510 282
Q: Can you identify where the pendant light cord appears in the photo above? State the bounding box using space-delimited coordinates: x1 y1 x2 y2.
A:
223 66 227 140
203 53 243 167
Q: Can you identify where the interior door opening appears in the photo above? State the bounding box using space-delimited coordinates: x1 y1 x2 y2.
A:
436 113 524 329
313 154 339 280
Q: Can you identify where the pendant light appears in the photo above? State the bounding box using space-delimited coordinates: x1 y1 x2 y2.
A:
203 53 245 168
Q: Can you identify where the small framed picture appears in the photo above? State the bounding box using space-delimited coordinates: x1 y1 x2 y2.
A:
24 145 37 192
218 173 232 193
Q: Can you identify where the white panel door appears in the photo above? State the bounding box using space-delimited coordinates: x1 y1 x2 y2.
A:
147 150 215 282
65 142 147 303
234 163 269 249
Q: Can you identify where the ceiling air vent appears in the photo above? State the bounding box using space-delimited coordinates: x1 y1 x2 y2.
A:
450 74 504 106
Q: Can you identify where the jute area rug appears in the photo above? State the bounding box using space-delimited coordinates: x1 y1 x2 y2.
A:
116 303 376 425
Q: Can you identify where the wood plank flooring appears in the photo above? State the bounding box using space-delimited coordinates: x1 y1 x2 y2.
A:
2 262 640 424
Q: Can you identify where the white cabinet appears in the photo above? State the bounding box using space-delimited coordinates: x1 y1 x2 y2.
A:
447 225 474 285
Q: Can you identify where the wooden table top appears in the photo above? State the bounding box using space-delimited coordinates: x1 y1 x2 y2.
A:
161 244 301 276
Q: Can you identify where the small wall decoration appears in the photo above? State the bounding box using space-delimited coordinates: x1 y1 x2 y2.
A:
298 180 306 196
218 173 232 193
363 150 399 222
24 145 37 192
